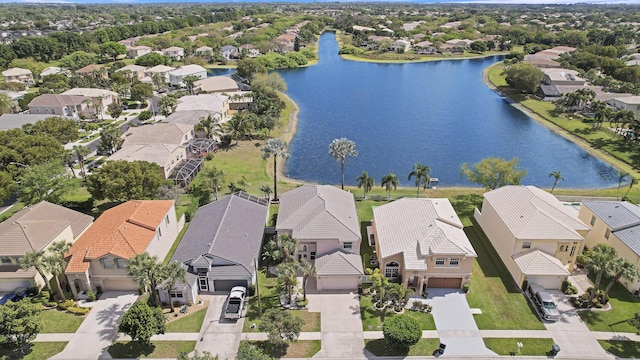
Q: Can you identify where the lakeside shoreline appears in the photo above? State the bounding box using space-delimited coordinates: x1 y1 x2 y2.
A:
340 51 507 64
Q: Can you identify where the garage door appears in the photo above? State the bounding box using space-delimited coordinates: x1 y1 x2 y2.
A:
527 276 563 290
317 276 360 291
102 279 139 291
427 277 462 288
213 279 247 292
0 279 31 293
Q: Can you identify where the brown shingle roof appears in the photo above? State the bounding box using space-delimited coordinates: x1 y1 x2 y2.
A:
75 64 103 74
28 94 85 108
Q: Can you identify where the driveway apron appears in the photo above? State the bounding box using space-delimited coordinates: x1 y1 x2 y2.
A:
194 294 245 360
427 291 497 357
307 293 366 359
50 291 137 360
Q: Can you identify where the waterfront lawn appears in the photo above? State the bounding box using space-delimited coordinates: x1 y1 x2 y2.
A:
40 308 86 333
365 338 441 356
164 306 207 333
578 276 640 333
0 342 67 360
360 295 435 331
484 338 555 356
598 340 640 358
240 340 321 358
466 222 545 330
108 341 195 359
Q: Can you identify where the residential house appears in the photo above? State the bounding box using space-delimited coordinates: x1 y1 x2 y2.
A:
541 68 587 86
163 46 185 61
474 186 589 289
608 96 640 116
440 39 473 53
161 193 268 303
108 144 187 179
126 45 152 59
75 64 107 80
40 66 67 78
390 39 411 53
122 122 194 147
238 44 260 58
175 94 230 120
168 65 207 87
524 55 562 69
352 25 376 32
371 198 477 292
365 35 391 50
61 88 119 117
28 94 85 119
64 200 180 299
221 45 239 60
0 202 93 292
413 41 437 54
578 201 640 292
116 64 147 81
144 65 175 84
195 46 213 58
2 67 34 87
274 34 296 53
276 185 364 291
193 76 239 94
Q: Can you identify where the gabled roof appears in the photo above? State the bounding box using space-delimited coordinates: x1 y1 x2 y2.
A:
315 249 364 276
581 201 640 256
123 122 192 146
116 64 147 73
2 67 32 76
146 65 175 73
28 94 85 108
164 110 218 127
483 186 589 240
373 198 477 259
108 144 183 167
194 76 239 93
65 200 174 273
0 201 93 257
276 185 360 243
170 193 268 278
163 46 184 52
513 249 570 276
170 65 206 76
61 88 115 98
175 94 228 113
75 64 103 74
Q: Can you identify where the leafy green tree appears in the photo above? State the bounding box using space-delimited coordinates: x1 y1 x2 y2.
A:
39 74 70 94
178 351 220 360
381 173 399 200
127 253 167 307
578 244 618 302
262 138 289 202
59 51 95 71
503 62 544 94
299 259 316 301
130 83 153 102
0 129 66 167
164 262 187 313
603 258 640 300
260 307 304 347
19 250 54 298
97 126 123 155
0 93 10 115
356 171 374 199
236 59 267 82
99 41 126 61
158 94 178 116
86 160 163 202
202 166 225 202
236 342 273 360
460 157 527 190
408 163 431 198
118 301 165 344
17 161 73 205
22 116 80 144
151 73 166 92
470 41 488 53
0 171 16 203
107 102 122 120
136 53 170 67
138 110 152 122
549 171 564 194
383 315 421 350
224 114 253 145
0 301 42 353
328 138 358 190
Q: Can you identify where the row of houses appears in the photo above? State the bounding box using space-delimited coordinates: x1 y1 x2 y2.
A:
363 36 485 55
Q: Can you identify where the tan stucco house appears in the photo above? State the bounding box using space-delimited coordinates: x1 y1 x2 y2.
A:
371 198 477 292
28 94 86 119
61 88 119 117
276 185 364 291
475 185 589 289
64 200 181 299
2 67 34 87
0 202 93 293
579 201 640 292
116 64 148 81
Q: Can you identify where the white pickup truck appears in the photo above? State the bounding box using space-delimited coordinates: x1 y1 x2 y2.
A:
224 286 247 320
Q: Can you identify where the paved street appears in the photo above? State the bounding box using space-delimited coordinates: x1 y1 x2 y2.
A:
193 294 245 360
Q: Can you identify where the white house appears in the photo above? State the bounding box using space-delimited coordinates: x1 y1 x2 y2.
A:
168 65 207 87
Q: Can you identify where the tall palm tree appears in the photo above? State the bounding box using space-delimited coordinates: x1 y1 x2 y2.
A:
151 73 165 92
299 259 317 301
262 138 289 202
183 75 199 95
63 149 76 177
622 177 637 200
591 101 609 129
164 262 187 313
73 145 91 178
194 114 222 140
616 171 629 200
276 261 299 304
19 250 54 299
381 173 398 200
203 166 225 201
224 115 252 145
127 253 166 306
603 258 640 300
578 244 618 302
548 171 564 194
259 184 273 200
262 237 283 267
328 138 358 190
356 171 374 199
277 234 298 263
43 254 67 301
408 163 431 198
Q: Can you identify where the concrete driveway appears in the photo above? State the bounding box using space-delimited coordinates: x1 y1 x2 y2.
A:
307 293 366 359
194 294 245 360
51 291 137 360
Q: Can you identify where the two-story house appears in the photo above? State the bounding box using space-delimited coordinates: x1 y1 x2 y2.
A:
390 39 411 53
239 44 260 58
75 64 107 80
116 64 147 81
2 67 34 87
61 88 119 117
126 45 152 59
168 65 207 87
163 46 185 61
221 45 239 60
27 94 86 118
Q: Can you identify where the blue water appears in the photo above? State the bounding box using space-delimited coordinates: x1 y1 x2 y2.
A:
270 32 617 188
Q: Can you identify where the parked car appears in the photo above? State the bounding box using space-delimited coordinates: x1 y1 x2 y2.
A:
528 284 560 322
0 287 29 305
224 286 247 320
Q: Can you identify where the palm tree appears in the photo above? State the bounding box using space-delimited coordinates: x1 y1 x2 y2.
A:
328 138 358 190
616 171 629 200
603 258 640 300
262 237 283 267
622 177 637 200
19 250 53 299
127 253 167 306
276 261 299 304
381 173 399 200
548 171 564 194
355 171 374 199
194 114 222 140
224 115 252 145
164 262 187 313
152 73 165 92
277 234 298 262
259 184 272 200
183 75 199 95
578 244 618 302
408 163 431 198
73 145 91 178
262 138 289 202
63 149 76 177
43 254 67 301
203 166 225 201
299 259 317 301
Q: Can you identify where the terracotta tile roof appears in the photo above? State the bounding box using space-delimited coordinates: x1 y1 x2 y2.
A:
64 200 174 273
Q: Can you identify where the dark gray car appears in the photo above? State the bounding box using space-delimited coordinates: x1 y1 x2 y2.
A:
528 284 561 322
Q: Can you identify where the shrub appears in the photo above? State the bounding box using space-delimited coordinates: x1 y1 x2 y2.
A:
295 298 308 307
462 283 470 293
58 299 76 311
86 290 96 302
67 306 90 315
45 301 58 308
28 286 39 296
138 110 152 121
248 284 256 297
383 315 421 349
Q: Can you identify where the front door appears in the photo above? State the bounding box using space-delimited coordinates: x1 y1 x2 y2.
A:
198 276 209 291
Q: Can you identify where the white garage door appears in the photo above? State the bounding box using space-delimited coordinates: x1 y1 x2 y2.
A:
317 276 360 291
0 279 32 293
102 279 139 291
527 276 563 290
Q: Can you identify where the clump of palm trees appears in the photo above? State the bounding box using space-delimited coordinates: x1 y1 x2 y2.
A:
19 240 72 301
127 253 186 312
366 268 413 312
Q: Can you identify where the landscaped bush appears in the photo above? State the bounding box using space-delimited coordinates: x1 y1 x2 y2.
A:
45 301 58 308
248 284 256 297
86 290 96 302
67 306 90 315
138 110 152 121
58 299 76 310
31 291 50 303
463 283 470 293
410 302 432 314
295 297 308 307
562 280 578 295
382 315 421 349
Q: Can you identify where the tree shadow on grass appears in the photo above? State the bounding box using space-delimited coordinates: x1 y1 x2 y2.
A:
0 343 34 360
599 340 640 358
365 339 409 357
108 342 155 358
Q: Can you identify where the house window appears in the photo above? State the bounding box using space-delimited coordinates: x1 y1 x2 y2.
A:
165 215 169 225
169 290 184 298
605 229 611 239
590 216 596 226
310 252 316 260
100 258 113 269
1 257 12 264
449 258 460 266
559 245 569 252
115 258 127 269
342 242 353 250
385 262 399 278
435 257 445 266
157 227 162 237
522 242 531 249
298 244 307 252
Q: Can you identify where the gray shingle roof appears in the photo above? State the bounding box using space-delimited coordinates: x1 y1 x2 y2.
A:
0 114 76 130
581 201 640 257
315 249 364 276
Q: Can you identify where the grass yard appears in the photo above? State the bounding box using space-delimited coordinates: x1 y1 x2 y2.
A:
163 222 190 265
40 308 86 333
0 342 67 360
360 295 435 331
164 306 207 333
365 338 441 356
0 202 25 222
579 276 640 333
598 340 640 358
484 338 555 356
241 340 321 358
108 341 196 359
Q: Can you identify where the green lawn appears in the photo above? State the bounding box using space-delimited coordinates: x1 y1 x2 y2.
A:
360 295 435 331
108 341 195 359
40 308 86 333
163 222 190 265
579 276 640 333
241 340 321 358
598 340 640 358
365 338 441 356
165 307 207 332
484 338 555 356
0 202 25 222
0 342 67 360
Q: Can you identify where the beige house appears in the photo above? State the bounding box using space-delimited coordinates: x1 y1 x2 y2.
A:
474 186 589 289
390 39 411 52
175 94 230 121
126 45 152 59
116 64 147 81
144 65 175 84
28 94 86 119
65 200 181 299
371 198 477 292
541 68 587 86
239 44 260 58
163 46 185 61
193 76 239 94
122 122 195 147
0 202 93 293
61 88 119 116
195 46 213 57
75 64 107 79
168 65 207 87
608 96 640 116
276 185 364 291
2 67 34 87
579 201 640 292
108 144 187 179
